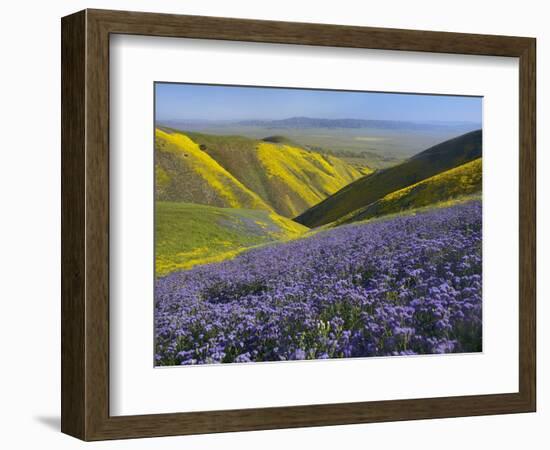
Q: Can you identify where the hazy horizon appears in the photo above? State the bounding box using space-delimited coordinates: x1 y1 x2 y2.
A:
157 116 482 126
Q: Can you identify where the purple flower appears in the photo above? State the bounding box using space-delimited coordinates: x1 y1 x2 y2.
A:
154 201 482 365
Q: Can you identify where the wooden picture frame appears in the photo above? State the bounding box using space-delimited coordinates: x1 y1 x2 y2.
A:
61 8 536 441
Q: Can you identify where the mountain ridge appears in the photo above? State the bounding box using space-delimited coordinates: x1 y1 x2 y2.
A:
332 158 482 226
160 116 481 132
295 129 482 227
155 128 365 217
238 116 480 131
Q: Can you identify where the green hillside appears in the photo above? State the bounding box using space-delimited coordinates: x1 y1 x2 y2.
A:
161 129 365 217
333 158 482 226
155 202 308 276
155 129 272 211
295 129 482 227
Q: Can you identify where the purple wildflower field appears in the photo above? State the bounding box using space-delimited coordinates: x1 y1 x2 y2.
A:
155 201 482 366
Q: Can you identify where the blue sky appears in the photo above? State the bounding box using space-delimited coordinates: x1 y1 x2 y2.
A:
155 83 482 123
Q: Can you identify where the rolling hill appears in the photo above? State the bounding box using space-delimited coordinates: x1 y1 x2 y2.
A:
332 158 482 226
254 140 364 216
155 202 309 276
295 129 482 227
157 128 364 217
159 117 482 168
155 129 272 211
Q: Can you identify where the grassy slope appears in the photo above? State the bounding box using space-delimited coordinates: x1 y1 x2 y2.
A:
171 130 364 217
156 202 309 276
295 129 482 227
333 158 482 226
155 129 272 211
255 142 363 216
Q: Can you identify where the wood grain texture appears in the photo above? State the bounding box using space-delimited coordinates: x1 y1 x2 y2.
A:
61 8 537 441
89 8 532 56
518 39 536 410
85 10 111 439
61 10 86 439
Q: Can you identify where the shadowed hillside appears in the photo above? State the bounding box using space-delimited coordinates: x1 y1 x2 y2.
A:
333 158 482 226
158 129 364 217
295 129 482 227
155 202 308 276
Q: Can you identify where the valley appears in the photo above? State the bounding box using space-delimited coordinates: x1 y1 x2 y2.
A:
153 83 484 364
155 127 482 278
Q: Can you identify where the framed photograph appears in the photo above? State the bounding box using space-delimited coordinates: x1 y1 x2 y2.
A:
61 9 536 440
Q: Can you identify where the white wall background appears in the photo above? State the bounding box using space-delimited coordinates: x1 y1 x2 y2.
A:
0 0 546 448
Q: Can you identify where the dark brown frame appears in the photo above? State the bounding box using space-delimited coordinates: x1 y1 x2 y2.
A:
61 8 536 441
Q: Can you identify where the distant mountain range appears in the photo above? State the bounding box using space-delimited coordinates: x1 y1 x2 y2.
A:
160 117 481 132
236 117 481 131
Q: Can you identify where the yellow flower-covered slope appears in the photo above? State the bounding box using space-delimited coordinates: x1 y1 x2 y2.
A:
155 202 308 276
256 142 363 216
335 158 482 225
155 129 366 218
155 129 272 211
